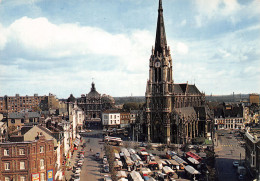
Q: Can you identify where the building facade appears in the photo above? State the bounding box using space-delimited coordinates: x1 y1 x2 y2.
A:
145 0 209 144
0 134 55 181
77 82 115 128
244 128 260 180
0 93 59 114
213 103 244 130
102 111 120 128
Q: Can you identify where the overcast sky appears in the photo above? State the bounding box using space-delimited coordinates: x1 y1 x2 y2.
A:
0 0 259 98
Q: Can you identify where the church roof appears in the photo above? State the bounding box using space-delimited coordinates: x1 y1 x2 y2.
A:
174 84 201 95
67 94 76 103
174 107 196 119
87 82 101 98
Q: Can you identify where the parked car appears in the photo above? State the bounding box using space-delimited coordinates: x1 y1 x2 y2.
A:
238 174 245 180
103 164 109 173
233 161 239 167
95 152 100 160
104 175 112 181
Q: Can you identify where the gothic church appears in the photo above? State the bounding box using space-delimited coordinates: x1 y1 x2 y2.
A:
145 0 212 144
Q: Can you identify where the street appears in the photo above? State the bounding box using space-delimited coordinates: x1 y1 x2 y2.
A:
65 130 105 181
215 129 246 181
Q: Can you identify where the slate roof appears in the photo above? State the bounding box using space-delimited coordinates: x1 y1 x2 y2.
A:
213 103 243 118
174 84 201 95
174 107 196 118
194 107 207 120
8 112 40 119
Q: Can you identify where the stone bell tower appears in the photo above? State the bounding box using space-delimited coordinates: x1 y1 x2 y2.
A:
145 0 174 144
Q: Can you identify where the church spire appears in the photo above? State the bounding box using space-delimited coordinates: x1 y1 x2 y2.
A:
91 82 96 92
154 0 167 55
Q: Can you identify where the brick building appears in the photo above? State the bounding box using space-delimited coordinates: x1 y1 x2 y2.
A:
0 133 55 181
0 93 59 114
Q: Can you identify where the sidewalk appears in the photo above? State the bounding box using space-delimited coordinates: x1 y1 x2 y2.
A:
64 139 85 181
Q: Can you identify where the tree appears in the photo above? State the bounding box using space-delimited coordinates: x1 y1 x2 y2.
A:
104 144 117 181
123 102 144 111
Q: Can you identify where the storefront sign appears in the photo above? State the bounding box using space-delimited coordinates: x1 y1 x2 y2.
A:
47 169 53 181
32 173 40 181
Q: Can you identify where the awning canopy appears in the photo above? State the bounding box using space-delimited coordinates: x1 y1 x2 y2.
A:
74 138 80 146
128 148 136 155
169 159 179 166
131 154 141 162
187 157 200 165
163 166 174 174
140 167 152 175
117 171 127 178
184 165 201 175
130 171 144 181
172 155 188 165
115 153 120 159
114 160 123 167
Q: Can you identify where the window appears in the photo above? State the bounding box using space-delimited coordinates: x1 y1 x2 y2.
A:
20 161 25 170
5 177 10 181
20 176 26 181
40 159 44 169
40 173 45 181
19 148 25 155
4 149 9 156
21 119 24 123
5 162 10 170
40 146 44 153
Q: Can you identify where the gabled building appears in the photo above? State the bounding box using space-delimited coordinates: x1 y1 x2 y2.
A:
24 125 64 181
7 112 40 135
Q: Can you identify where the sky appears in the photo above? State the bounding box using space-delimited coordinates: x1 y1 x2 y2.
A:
0 0 259 98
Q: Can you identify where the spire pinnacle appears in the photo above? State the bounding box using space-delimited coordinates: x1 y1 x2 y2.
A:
154 0 167 55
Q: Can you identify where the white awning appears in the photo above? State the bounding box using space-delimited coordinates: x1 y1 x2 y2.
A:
187 157 200 165
162 166 174 174
172 155 188 165
130 171 144 181
117 171 127 178
184 165 201 175
73 138 80 146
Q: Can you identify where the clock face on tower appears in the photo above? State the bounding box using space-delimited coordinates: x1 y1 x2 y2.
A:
155 61 161 68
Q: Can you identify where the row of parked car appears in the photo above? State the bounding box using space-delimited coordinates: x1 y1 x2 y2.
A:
72 150 85 181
